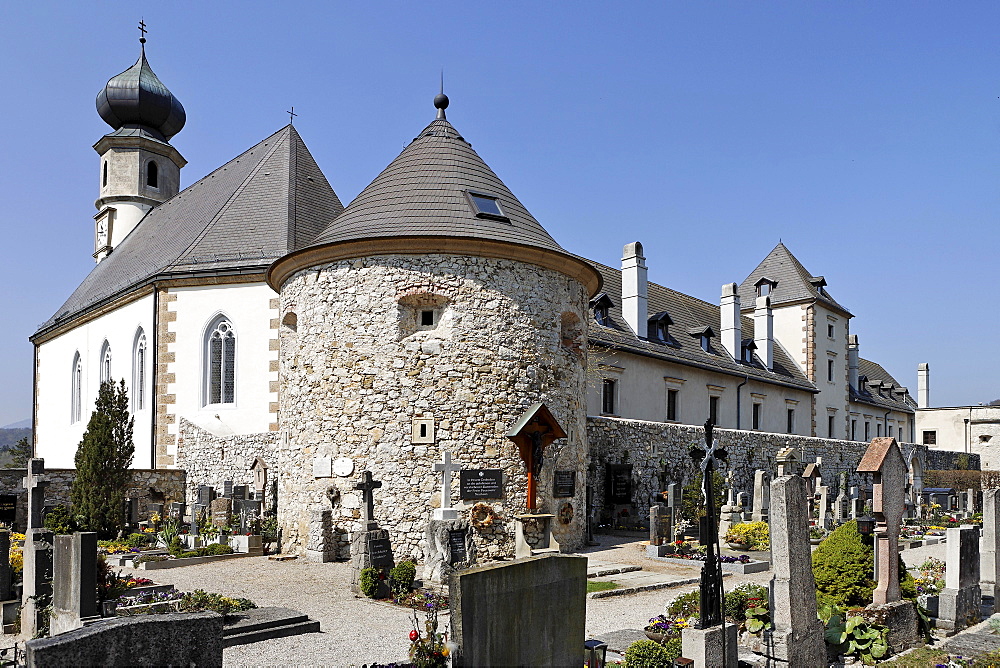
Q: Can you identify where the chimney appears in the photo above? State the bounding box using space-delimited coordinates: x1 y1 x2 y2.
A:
754 295 774 370
848 335 860 389
621 242 648 337
720 283 741 359
917 363 930 408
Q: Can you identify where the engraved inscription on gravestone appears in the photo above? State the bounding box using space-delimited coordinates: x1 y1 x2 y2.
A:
0 496 16 525
368 537 394 568
553 471 576 498
460 470 503 500
448 530 467 564
605 464 633 504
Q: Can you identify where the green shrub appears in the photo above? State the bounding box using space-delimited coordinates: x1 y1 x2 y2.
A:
203 543 234 556
666 590 700 617
125 533 151 548
661 638 682 663
724 582 769 622
359 567 379 598
812 520 874 607
819 602 891 664
390 560 416 597
180 589 256 616
168 536 184 556
178 550 200 559
43 505 76 535
623 639 672 668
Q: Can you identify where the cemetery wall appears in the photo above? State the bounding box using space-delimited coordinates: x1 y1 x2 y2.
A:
586 416 976 519
278 253 591 561
175 418 277 507
0 468 186 531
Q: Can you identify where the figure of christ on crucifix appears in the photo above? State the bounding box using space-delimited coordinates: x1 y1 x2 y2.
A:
506 403 567 511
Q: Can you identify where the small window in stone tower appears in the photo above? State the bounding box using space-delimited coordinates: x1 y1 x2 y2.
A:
421 310 435 327
466 191 509 222
103 161 108 187
147 161 158 188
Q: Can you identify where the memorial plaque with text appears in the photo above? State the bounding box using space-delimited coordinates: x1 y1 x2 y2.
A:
368 538 395 568
553 471 576 498
448 530 468 564
605 464 633 504
460 469 503 500
0 495 15 524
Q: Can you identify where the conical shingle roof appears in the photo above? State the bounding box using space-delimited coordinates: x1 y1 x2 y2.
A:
738 242 850 315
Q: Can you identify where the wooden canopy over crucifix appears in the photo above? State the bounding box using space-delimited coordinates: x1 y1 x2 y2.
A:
506 403 566 511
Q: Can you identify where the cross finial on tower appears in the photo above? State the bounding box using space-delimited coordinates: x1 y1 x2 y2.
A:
138 19 148 45
287 106 297 125
433 72 449 120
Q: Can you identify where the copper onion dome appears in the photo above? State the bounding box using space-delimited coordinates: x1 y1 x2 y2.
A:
96 45 185 141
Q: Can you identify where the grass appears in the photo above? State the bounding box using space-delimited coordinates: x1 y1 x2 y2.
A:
587 580 619 593
880 646 1000 667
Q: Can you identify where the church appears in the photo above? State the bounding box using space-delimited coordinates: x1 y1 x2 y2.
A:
30 38 926 561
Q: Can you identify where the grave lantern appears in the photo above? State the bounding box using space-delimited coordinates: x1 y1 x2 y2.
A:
856 515 875 537
583 639 607 668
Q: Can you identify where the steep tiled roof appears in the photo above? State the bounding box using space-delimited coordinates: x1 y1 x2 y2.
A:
853 358 916 414
738 243 850 315
34 126 342 337
585 261 816 391
306 117 564 253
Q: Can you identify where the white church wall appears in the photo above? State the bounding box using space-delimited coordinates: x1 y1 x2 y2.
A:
35 294 155 469
770 303 808 373
810 303 850 440
165 282 278 462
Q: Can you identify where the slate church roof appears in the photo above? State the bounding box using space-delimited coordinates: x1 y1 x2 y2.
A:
738 242 850 315
853 358 917 414
585 260 816 391
34 126 342 338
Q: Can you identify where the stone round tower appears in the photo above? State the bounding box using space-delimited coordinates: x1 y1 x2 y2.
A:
267 97 600 562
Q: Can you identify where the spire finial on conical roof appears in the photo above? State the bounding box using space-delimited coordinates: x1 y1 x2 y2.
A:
434 71 449 120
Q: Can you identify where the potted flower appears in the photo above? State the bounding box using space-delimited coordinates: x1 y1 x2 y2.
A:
726 536 749 550
808 526 828 544
643 614 678 643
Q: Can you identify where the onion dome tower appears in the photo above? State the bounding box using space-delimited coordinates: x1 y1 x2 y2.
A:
92 32 187 262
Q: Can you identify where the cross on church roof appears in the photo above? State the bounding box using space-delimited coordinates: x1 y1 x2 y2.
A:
287 107 297 125
138 19 148 44
354 471 382 525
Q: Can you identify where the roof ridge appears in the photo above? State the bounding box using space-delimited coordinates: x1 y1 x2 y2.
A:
168 127 290 268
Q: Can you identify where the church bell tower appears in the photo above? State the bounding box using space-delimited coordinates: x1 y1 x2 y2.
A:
92 30 186 262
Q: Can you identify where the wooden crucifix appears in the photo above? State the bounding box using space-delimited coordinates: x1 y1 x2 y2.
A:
506 403 567 511
354 471 383 526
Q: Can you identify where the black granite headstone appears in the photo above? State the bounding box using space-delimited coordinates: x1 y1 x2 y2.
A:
233 485 248 500
368 537 395 568
223 481 234 498
605 464 633 504
197 486 213 506
0 495 16 525
448 530 467 564
460 470 503 500
553 471 576 498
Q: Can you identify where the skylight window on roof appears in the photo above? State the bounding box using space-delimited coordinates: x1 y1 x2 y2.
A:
467 192 509 222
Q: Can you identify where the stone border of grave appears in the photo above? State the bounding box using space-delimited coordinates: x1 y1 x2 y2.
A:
136 552 258 570
647 555 770 574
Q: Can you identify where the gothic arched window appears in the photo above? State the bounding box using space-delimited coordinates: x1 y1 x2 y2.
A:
147 161 158 188
71 352 82 424
99 341 112 384
133 329 146 412
206 317 236 405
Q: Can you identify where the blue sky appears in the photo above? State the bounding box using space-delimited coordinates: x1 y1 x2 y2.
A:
0 2 997 428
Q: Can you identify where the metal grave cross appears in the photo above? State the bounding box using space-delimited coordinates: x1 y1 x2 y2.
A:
433 451 461 510
688 420 729 629
354 471 383 525
22 458 49 530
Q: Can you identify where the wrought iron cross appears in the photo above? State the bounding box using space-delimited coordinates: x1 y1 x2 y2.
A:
688 420 728 629
287 107 297 125
354 471 382 525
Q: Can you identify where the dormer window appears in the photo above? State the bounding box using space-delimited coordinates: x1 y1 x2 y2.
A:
688 326 715 353
590 293 614 327
754 277 778 297
646 311 675 344
741 339 757 364
466 191 509 222
809 276 827 296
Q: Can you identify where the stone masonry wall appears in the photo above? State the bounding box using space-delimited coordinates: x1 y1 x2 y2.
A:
278 253 590 562
586 416 976 521
0 467 186 531
175 418 278 509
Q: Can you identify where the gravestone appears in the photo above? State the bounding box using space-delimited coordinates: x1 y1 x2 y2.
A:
189 504 202 536
666 483 682 539
938 526 982 631
125 498 139 530
350 472 395 596
169 501 185 522
197 485 214 507
50 532 98 636
210 497 232 528
423 518 475 584
0 530 10 602
834 473 849 523
647 505 672 557
717 469 743 540
433 451 461 520
775 447 800 477
605 464 633 505
850 486 860 519
724 470 736 506
0 495 16 528
764 475 825 665
232 485 248 500
982 488 1000 607
751 470 769 523
22 459 50 530
735 492 749 521
21 529 53 637
857 438 906 605
817 485 831 528
553 471 576 498
967 489 976 515
223 481 234 498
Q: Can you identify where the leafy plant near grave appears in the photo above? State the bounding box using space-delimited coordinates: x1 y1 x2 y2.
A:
623 639 674 667
819 602 891 665
174 544 234 559
179 589 256 616
681 471 725 524
408 607 449 667
812 520 875 606
72 380 134 538
168 536 184 557
666 590 701 618
43 505 77 535
359 567 379 598
724 521 769 550
134 555 168 565
125 532 154 549
390 560 417 597
724 582 769 623
393 590 449 611
158 518 180 547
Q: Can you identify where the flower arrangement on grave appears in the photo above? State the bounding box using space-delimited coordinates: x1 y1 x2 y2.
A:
809 526 830 540
469 502 499 529
408 607 450 668
914 557 946 596
724 521 770 551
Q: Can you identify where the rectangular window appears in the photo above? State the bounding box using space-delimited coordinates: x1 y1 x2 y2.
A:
602 379 617 415
888 425 894 437
786 408 795 434
752 403 761 430
877 423 882 437
666 389 678 421
923 431 937 445
864 421 871 440
709 396 720 425
828 415 836 438
851 419 857 440
828 324 835 338
827 359 835 382
421 310 435 326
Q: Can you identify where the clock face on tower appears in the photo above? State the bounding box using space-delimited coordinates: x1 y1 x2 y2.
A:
96 219 108 247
